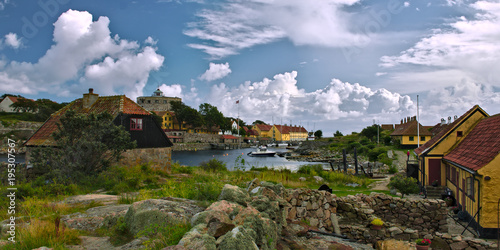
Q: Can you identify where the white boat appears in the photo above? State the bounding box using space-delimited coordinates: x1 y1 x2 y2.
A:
247 146 276 157
277 143 288 147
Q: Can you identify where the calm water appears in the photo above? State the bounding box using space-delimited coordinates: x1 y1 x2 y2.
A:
171 147 328 171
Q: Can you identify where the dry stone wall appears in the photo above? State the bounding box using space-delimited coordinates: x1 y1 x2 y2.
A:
283 190 448 244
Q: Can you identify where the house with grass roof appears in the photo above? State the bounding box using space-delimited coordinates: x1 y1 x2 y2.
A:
24 89 173 170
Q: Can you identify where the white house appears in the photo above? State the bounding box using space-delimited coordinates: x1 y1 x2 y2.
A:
0 96 19 112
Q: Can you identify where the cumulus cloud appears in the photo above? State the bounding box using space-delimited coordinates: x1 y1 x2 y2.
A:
184 0 368 58
202 71 414 127
379 1 500 117
199 62 232 81
0 9 164 99
4 33 22 49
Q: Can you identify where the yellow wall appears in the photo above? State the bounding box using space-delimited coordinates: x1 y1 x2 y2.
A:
431 112 485 155
419 110 487 186
477 154 500 228
252 125 271 138
401 135 431 146
290 131 307 141
162 113 186 130
272 126 290 141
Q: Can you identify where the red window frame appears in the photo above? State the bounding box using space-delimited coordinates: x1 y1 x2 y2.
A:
130 118 143 131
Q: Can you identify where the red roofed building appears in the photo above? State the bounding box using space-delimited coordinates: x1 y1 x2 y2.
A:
24 89 173 170
252 124 273 138
220 134 239 144
440 114 500 238
390 116 432 149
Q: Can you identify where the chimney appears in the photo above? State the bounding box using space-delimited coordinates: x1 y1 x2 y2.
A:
441 118 446 125
83 88 99 109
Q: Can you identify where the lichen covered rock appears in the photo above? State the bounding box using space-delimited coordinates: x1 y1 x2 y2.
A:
218 184 251 206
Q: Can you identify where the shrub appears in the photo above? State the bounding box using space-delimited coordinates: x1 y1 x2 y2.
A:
297 164 324 175
138 222 191 248
200 158 227 172
388 175 419 198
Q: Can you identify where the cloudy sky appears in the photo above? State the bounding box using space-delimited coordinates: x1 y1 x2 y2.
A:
1 0 500 135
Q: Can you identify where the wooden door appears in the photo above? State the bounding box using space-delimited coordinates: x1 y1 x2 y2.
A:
428 159 441 185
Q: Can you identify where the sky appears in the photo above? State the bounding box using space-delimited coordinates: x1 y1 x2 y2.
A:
1 0 500 135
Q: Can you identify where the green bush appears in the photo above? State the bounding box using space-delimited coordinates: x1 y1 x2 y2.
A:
138 221 191 248
297 164 324 175
388 175 419 198
200 158 227 172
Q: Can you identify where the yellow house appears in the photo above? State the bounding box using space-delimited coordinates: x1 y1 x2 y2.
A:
415 105 488 186
289 126 308 141
440 113 500 238
252 124 273 138
155 111 187 131
272 125 290 142
390 116 432 148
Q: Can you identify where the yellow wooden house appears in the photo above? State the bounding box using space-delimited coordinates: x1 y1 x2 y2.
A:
441 113 500 238
155 111 187 131
252 124 273 138
272 125 290 142
415 105 488 186
289 126 308 141
390 116 432 148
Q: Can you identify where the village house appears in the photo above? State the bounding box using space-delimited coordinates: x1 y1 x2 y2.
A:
390 116 432 148
24 89 173 170
272 125 290 142
0 96 31 113
414 105 500 238
441 114 500 238
252 124 273 138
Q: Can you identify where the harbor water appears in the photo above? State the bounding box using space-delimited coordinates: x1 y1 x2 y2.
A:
172 147 328 171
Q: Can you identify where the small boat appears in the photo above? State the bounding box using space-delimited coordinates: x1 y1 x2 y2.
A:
276 143 288 147
247 146 276 157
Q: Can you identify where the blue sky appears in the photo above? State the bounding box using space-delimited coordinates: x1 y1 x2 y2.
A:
1 0 500 135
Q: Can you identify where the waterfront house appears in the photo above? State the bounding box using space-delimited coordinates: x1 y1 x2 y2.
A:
220 134 239 144
390 116 432 148
252 124 273 138
272 125 290 142
24 89 173 170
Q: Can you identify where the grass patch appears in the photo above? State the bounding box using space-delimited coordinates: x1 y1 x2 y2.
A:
2 219 81 250
137 221 191 249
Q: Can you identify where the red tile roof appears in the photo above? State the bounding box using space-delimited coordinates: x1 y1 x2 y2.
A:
255 124 272 131
221 135 239 139
24 95 151 147
443 114 500 171
274 125 290 134
415 105 487 155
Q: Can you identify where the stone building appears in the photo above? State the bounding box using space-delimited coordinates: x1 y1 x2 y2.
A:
136 88 181 112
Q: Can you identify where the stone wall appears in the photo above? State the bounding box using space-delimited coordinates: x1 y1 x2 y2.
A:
120 147 171 171
283 190 448 243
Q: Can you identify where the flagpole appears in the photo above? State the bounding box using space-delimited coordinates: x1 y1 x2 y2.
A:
237 100 240 148
417 95 420 147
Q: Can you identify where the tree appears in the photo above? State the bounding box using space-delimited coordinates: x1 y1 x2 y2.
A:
183 106 204 128
252 120 266 125
388 175 419 198
360 125 379 141
334 130 343 137
199 103 225 132
314 130 323 139
170 101 188 130
10 98 37 113
30 110 136 184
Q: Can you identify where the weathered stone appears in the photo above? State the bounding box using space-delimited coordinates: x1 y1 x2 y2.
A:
246 178 260 192
62 204 131 231
207 217 235 238
313 176 324 183
206 200 245 219
218 184 251 206
216 226 258 250
287 207 297 219
430 236 451 250
178 224 216 250
449 241 469 250
299 177 306 181
191 210 230 227
125 198 204 235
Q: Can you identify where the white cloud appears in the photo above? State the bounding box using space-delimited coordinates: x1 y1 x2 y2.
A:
199 62 232 81
375 72 387 76
4 33 22 49
0 9 164 100
184 0 370 58
144 36 157 45
404 2 410 7
203 71 414 128
159 84 183 98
